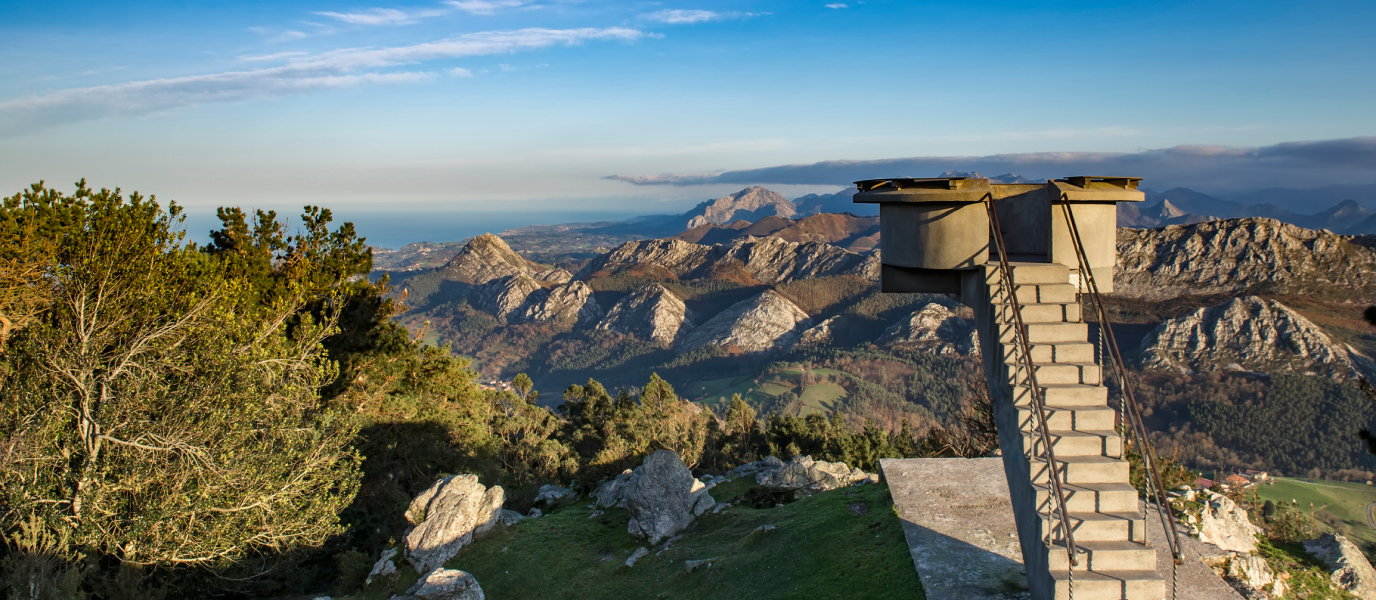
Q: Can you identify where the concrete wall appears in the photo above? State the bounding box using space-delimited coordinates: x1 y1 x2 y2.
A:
1049 202 1118 293
880 202 989 270
963 269 1054 600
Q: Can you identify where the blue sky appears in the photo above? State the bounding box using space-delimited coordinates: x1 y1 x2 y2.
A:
2 0 1374 245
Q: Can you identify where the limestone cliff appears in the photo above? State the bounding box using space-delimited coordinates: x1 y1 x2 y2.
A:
680 187 795 230
596 284 694 345
577 236 875 284
1139 296 1373 379
522 281 602 325
1115 218 1376 299
471 274 542 322
678 290 811 354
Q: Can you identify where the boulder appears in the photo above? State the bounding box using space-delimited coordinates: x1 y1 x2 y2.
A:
399 568 485 600
534 484 572 506
497 509 524 526
1196 490 1263 554
1213 553 1285 599
1305 533 1376 599
755 455 878 492
625 546 650 567
404 475 505 573
594 450 716 544
365 547 398 585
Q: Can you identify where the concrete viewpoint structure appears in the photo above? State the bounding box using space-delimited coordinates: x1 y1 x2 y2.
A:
857 177 1153 600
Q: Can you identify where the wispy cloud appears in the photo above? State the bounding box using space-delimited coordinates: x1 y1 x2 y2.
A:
446 0 530 15
605 137 1376 192
316 7 451 25
0 27 648 137
825 3 848 8
641 9 763 24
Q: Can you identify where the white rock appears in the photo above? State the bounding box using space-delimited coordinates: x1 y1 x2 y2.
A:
625 546 650 567
404 475 505 573
521 281 602 325
402 568 485 600
682 187 796 230
1224 553 1284 599
1196 491 1263 554
366 547 398 585
440 234 534 286
470 274 541 322
594 450 716 544
755 455 877 492
1305 533 1376 599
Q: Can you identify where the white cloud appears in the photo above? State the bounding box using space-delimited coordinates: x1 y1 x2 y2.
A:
825 3 848 8
0 27 647 137
445 0 528 15
642 9 719 24
449 67 474 76
316 7 451 25
641 9 765 24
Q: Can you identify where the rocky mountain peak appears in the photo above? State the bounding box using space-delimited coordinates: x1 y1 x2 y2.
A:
1155 199 1187 219
441 233 535 285
682 187 795 230
596 284 693 346
678 290 811 354
576 236 876 285
1115 217 1376 299
875 303 979 356
1139 296 1373 379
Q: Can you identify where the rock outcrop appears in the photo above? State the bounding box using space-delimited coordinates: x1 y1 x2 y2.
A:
439 233 538 285
532 268 573 284
596 284 694 345
1115 217 1376 299
874 303 979 356
1305 533 1376 599
521 281 602 325
576 236 874 285
681 186 796 230
594 450 716 544
1140 296 1373 379
1206 553 1286 599
399 568 485 600
471 274 541 322
1194 490 1263 554
794 315 849 348
677 290 811 354
752 455 878 492
404 475 505 573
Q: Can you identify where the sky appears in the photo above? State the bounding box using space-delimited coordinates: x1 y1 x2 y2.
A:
2 0 1375 246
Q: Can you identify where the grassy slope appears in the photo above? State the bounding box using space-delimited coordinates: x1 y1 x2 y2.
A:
350 480 922 600
1254 477 1376 546
685 369 852 414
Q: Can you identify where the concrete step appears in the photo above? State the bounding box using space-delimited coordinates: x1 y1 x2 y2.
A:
991 282 1079 304
1034 482 1140 514
983 262 1070 285
1051 569 1164 600
993 301 1083 324
1018 404 1116 431
1013 383 1109 407
1042 510 1148 544
1048 540 1157 573
1001 341 1096 365
1025 429 1123 458
1009 363 1102 386
1031 455 1129 486
999 322 1088 344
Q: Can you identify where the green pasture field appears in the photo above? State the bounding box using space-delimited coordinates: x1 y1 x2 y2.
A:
1253 477 1376 546
348 480 923 600
684 369 852 415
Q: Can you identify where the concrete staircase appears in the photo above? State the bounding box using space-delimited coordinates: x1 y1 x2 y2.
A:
979 262 1163 600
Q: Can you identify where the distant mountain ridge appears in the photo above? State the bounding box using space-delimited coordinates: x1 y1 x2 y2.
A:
1124 187 1376 233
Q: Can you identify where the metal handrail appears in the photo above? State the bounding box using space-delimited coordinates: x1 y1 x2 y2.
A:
983 194 1080 567
1057 198 1185 565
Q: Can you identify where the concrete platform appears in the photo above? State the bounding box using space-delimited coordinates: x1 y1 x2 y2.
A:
882 458 1030 599
883 457 1244 600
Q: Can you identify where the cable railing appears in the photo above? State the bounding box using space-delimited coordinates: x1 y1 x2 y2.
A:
1057 198 1185 567
983 194 1080 569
